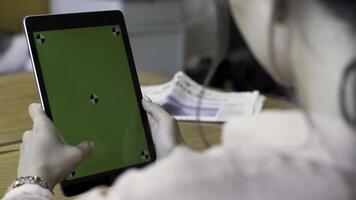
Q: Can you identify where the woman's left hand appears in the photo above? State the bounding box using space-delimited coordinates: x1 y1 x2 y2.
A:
18 104 94 189
142 98 181 159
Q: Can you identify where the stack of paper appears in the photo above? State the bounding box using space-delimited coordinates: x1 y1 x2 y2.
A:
141 71 265 122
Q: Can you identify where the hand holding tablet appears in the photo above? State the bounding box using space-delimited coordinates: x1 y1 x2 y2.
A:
18 103 94 190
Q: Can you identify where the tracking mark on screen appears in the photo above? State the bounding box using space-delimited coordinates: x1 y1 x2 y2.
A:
112 27 120 37
90 93 99 104
140 150 150 161
36 34 45 44
68 171 76 178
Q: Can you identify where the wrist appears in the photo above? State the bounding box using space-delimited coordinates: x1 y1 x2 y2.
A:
18 164 56 189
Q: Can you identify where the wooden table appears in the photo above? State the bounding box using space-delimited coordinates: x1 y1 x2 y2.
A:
0 71 293 199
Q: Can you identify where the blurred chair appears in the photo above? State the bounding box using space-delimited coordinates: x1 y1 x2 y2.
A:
125 0 229 77
0 34 32 75
50 0 123 14
182 0 230 75
0 0 48 75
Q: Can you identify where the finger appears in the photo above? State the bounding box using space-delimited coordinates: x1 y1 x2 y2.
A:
142 99 160 120
146 112 158 129
60 141 94 181
76 141 95 160
19 131 33 176
146 112 155 123
142 99 171 122
143 95 153 102
18 143 25 176
28 103 51 124
21 130 33 143
19 141 27 161
28 104 59 137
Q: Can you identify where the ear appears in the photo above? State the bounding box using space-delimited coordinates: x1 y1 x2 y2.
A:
340 60 356 128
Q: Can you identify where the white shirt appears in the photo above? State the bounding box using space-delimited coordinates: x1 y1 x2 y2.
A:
3 110 356 200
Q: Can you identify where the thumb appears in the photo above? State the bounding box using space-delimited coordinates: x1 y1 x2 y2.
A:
55 142 94 185
77 141 95 161
65 141 94 169
65 141 94 166
142 99 171 122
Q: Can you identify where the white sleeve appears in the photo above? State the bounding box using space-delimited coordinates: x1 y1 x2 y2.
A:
2 184 53 200
4 110 352 200
3 146 350 200
75 145 351 200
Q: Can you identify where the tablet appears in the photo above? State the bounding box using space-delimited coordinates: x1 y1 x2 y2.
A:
23 11 156 196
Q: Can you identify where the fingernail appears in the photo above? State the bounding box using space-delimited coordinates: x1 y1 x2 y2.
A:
143 95 153 102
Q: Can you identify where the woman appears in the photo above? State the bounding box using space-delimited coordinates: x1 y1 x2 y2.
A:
3 0 356 199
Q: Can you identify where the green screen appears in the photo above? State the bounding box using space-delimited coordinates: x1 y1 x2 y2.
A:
34 25 151 180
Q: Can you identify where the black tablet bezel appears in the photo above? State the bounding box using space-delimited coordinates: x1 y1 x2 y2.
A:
23 10 156 196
